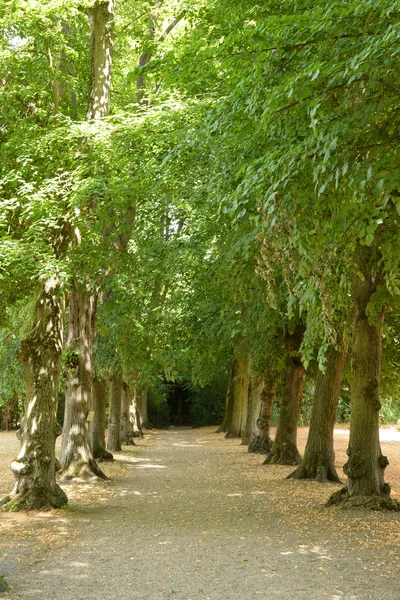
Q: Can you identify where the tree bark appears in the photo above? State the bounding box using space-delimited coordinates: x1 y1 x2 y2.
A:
217 369 234 433
60 287 107 480
120 382 136 445
225 359 249 438
1 279 67 511
89 377 113 461
242 377 263 445
249 380 275 454
107 369 122 452
265 325 304 465
87 1 114 120
288 342 348 482
328 242 399 509
129 387 143 438
137 386 152 429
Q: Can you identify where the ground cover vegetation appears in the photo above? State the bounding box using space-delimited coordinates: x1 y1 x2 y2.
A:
1 0 400 514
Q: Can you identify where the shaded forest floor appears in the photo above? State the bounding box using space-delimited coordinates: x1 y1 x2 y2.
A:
1 426 400 599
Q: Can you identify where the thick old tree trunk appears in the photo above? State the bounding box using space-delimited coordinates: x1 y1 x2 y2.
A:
249 381 276 454
217 369 234 433
89 377 113 461
1 279 68 511
328 242 399 510
242 377 263 445
107 370 122 452
288 343 348 482
121 382 136 445
265 326 304 465
60 287 107 481
225 359 249 439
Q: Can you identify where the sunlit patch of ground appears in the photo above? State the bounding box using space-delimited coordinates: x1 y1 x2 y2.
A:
1 424 400 597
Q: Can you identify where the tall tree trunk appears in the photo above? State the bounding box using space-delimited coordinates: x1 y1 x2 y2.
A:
225 359 249 438
217 369 234 433
137 386 152 429
60 287 106 480
60 1 113 481
1 279 67 511
288 342 348 482
89 377 113 461
87 0 114 120
265 325 304 465
107 369 122 452
120 382 135 445
242 377 263 445
249 379 276 454
129 388 143 438
328 242 398 510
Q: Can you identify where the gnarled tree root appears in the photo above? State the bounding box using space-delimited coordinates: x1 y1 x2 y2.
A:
248 436 272 455
58 459 108 482
287 462 341 483
94 449 114 462
0 484 67 512
327 487 400 511
264 445 301 466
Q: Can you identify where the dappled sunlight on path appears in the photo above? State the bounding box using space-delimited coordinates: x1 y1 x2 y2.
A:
1 427 400 600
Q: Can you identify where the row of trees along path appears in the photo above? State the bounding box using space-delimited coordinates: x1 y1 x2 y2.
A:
1 427 400 600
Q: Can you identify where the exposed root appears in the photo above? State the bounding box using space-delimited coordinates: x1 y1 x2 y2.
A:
264 446 301 466
287 462 341 483
326 487 400 511
0 484 67 512
95 449 114 462
248 435 272 455
58 459 108 482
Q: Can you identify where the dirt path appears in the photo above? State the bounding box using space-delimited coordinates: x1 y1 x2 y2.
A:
1 427 400 600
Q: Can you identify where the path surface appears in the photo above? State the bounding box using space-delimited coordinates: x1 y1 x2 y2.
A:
2 427 400 600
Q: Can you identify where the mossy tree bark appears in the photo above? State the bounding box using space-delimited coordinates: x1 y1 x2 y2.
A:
107 369 122 452
249 379 276 454
60 287 107 481
242 377 263 445
1 279 68 511
225 359 249 439
288 342 348 482
89 377 113 461
217 369 234 433
265 325 304 465
328 242 399 510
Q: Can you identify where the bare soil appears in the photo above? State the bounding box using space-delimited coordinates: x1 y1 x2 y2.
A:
1 426 400 600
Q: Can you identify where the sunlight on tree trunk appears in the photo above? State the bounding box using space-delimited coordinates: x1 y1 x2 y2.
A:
90 377 113 461
225 359 249 438
1 279 67 511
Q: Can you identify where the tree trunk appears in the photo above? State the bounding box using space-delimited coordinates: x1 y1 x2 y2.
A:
288 342 348 482
249 380 275 454
137 386 152 429
89 377 113 461
217 369 234 433
225 359 249 439
265 325 304 465
87 0 114 120
242 377 263 445
60 287 107 481
120 382 135 445
328 242 399 510
129 388 143 438
1 279 67 511
107 369 122 452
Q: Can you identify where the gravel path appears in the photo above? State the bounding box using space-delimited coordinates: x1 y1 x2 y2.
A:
1 427 400 600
